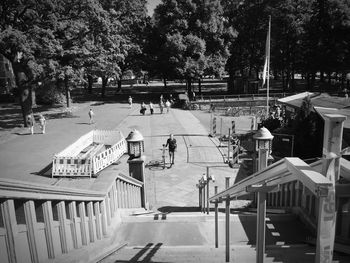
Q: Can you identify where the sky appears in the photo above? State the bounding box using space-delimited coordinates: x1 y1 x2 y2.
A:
147 0 162 16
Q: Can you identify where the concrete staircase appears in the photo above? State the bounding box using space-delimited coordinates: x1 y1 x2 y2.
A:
97 210 349 263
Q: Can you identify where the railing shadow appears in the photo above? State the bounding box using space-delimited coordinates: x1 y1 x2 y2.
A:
157 206 201 214
145 159 166 171
113 243 166 263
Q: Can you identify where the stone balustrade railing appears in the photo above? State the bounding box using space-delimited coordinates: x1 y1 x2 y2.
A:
0 173 143 263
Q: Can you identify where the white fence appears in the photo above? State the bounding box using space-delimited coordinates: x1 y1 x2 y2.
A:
52 130 127 177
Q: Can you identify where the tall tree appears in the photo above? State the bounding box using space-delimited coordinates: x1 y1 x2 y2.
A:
0 0 62 125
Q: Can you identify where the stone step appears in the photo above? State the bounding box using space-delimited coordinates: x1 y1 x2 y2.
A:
99 244 349 263
114 215 310 248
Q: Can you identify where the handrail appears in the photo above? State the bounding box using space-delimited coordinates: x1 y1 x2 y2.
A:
0 178 105 201
198 92 294 101
208 157 332 202
117 173 143 187
0 172 143 201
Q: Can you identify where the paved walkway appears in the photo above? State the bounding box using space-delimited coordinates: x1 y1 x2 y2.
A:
0 102 240 210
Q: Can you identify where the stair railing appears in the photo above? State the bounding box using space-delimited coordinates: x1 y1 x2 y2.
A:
0 172 143 263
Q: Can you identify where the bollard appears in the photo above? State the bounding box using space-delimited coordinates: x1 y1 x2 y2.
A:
225 177 230 262
215 186 219 248
231 120 235 134
220 118 223 137
227 128 231 163
207 167 210 215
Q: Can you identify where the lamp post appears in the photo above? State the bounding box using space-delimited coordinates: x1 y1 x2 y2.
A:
253 127 274 172
252 127 274 263
126 129 147 209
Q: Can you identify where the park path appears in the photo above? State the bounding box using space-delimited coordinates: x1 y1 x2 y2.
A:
114 106 238 210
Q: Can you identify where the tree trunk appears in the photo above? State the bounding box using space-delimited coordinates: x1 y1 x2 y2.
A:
87 74 93 94
12 64 32 127
116 79 122 93
163 77 167 88
198 78 202 96
64 75 70 108
228 71 235 94
101 76 108 98
320 71 324 82
187 78 192 97
311 72 316 90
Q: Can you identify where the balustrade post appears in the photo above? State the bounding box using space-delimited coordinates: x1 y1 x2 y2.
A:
113 182 118 211
127 183 132 208
124 182 128 208
57 201 69 253
68 201 79 249
289 183 294 207
116 180 122 209
86 202 95 243
284 184 289 208
2 200 17 263
105 196 111 226
94 202 102 240
43 201 55 258
214 186 219 248
256 191 267 263
279 187 283 207
24 200 39 263
78 202 88 246
100 200 108 236
225 177 230 262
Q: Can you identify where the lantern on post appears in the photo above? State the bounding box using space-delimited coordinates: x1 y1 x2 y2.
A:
253 127 274 171
126 129 147 209
126 129 144 159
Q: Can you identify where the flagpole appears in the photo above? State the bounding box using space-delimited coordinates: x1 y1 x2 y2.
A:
266 16 271 118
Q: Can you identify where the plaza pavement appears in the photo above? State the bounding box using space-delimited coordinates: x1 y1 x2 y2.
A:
0 101 240 210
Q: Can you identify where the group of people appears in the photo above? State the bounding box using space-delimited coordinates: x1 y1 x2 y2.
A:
26 112 46 135
136 94 173 115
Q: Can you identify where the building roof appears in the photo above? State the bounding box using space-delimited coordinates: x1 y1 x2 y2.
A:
278 92 315 106
278 92 350 110
314 107 350 129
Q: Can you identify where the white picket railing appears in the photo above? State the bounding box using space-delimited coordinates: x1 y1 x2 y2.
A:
52 130 127 177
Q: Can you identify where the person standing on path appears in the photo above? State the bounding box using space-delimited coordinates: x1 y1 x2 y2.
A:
149 102 154 115
38 114 46 134
27 112 35 135
140 102 147 115
165 134 177 167
159 100 164 114
128 96 133 108
88 109 94 124
165 100 171 113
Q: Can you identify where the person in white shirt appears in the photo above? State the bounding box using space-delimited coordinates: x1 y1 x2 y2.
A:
165 100 171 113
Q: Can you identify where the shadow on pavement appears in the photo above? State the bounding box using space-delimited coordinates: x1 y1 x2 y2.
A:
158 206 201 213
31 163 52 177
113 243 165 263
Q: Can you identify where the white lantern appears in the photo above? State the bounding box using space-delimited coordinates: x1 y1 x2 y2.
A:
126 129 144 158
253 127 274 153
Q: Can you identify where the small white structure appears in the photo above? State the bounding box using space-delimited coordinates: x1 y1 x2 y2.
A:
52 130 127 177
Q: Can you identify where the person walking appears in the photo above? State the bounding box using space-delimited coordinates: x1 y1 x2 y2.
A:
27 112 35 135
159 100 164 114
128 96 133 108
88 109 94 124
165 134 177 167
149 102 154 115
140 102 147 115
39 114 46 134
165 100 171 113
